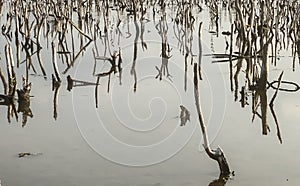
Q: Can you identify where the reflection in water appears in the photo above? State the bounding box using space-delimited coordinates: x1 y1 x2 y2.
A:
2 0 297 133
155 4 172 82
0 94 18 124
0 44 20 124
63 40 92 74
51 42 62 120
296 41 300 68
269 71 284 144
257 40 270 135
198 22 203 80
0 74 33 127
1 1 300 184
17 79 33 127
131 0 140 92
52 74 61 120
67 75 100 92
92 48 122 106
206 0 300 144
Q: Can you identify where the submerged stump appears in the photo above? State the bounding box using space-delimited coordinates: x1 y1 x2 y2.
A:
17 81 33 127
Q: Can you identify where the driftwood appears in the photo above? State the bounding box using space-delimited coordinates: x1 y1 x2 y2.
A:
193 63 231 177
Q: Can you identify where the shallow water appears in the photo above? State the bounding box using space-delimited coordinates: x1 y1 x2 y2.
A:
0 1 300 185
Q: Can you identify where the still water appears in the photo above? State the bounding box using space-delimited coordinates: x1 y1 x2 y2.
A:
0 1 300 185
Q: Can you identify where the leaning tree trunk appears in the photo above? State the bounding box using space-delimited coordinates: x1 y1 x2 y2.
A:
193 63 231 176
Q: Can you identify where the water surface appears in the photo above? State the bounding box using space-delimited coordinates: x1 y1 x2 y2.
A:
0 1 300 185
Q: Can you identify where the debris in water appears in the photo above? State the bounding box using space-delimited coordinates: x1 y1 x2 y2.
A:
18 152 42 158
179 105 190 126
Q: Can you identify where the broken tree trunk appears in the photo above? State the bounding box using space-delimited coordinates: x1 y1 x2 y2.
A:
193 63 231 177
17 77 33 127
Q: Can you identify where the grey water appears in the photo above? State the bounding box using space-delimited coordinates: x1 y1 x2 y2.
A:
0 1 300 186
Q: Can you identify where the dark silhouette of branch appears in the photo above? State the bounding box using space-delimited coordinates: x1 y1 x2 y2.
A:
193 63 231 177
269 71 284 144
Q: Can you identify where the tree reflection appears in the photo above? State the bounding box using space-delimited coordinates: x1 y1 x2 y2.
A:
17 79 33 127
155 3 172 81
0 94 18 124
208 0 300 144
1 0 300 183
0 76 33 127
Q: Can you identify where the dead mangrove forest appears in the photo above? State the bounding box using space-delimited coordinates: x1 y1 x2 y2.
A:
0 0 300 184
